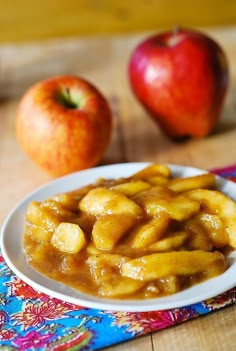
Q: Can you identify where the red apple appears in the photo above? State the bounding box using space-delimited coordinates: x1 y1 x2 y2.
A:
16 75 113 177
128 28 229 139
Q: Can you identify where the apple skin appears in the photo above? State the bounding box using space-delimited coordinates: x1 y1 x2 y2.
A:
128 28 229 139
16 75 113 177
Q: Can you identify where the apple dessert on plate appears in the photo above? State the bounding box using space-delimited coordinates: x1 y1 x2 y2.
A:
23 164 236 299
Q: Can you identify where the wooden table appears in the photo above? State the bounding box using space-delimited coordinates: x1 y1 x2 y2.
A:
1 1 236 43
1 26 236 350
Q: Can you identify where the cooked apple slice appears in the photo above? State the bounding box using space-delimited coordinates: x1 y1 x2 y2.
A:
121 250 226 281
147 231 189 252
51 222 87 254
130 212 170 249
92 214 136 250
168 173 216 192
187 189 236 249
132 164 171 179
87 254 144 297
111 180 151 196
79 187 143 217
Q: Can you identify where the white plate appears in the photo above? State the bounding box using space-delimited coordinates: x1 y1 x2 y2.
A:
1 162 236 312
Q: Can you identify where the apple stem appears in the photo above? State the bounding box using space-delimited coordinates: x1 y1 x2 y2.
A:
172 26 181 39
59 87 78 109
167 26 181 46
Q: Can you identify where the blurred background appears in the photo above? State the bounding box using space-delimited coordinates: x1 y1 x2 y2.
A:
1 0 236 207
1 0 236 101
1 0 236 43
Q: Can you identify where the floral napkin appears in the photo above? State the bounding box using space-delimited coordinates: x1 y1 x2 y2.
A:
1 165 236 351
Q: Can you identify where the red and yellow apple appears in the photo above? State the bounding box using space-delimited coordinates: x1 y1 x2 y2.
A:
128 28 229 139
16 75 113 177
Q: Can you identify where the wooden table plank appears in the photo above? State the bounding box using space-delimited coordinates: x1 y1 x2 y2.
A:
152 306 236 351
105 306 236 351
1 27 236 351
1 1 236 43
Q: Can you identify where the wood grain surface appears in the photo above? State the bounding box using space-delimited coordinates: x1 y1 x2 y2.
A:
1 26 236 350
1 0 236 43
